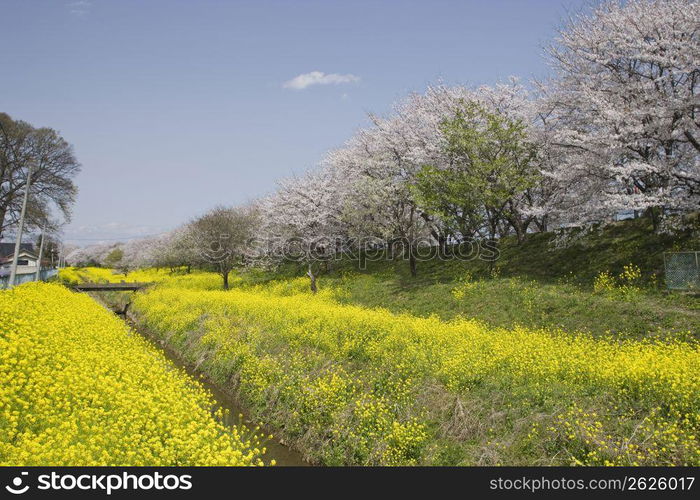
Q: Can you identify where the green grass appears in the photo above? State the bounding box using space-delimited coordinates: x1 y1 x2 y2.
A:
331 274 698 340
238 217 700 340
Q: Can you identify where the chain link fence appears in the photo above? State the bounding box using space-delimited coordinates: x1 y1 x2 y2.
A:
663 252 700 291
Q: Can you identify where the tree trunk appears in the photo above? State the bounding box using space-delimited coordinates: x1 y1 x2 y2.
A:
307 263 317 294
222 271 229 290
409 251 417 277
485 239 499 273
437 234 449 258
0 205 6 240
510 217 526 244
647 206 660 231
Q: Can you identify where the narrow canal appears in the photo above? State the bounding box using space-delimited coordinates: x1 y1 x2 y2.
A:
91 292 308 466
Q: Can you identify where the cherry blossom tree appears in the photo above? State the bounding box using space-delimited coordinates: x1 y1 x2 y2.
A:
66 242 121 267
150 226 202 272
259 166 348 291
323 90 467 276
545 0 700 229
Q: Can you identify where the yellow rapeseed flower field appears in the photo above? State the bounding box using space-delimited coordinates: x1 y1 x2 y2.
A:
129 272 700 466
59 267 170 285
0 282 267 466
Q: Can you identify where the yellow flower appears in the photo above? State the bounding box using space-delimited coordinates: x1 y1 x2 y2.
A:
0 282 267 466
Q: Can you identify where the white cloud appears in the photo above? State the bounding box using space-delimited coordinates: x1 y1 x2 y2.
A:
283 71 360 90
67 1 92 17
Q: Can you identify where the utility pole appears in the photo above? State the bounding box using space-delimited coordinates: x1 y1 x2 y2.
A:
58 243 64 268
8 163 33 289
35 223 47 282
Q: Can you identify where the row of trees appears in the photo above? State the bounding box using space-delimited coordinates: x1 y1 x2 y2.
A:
69 0 700 289
67 206 258 289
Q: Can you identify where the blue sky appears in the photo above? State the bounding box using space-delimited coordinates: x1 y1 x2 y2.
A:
1 0 588 244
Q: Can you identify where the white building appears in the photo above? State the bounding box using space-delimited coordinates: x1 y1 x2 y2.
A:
0 243 39 279
0 249 40 276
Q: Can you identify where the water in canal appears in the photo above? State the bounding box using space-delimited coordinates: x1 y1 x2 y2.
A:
131 321 308 466
94 293 308 466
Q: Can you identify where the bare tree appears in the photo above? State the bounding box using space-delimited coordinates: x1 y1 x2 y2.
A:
188 205 260 289
0 113 80 239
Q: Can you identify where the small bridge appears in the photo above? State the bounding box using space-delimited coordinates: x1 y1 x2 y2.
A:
72 282 154 292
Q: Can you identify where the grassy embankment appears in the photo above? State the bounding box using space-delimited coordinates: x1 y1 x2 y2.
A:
246 217 700 341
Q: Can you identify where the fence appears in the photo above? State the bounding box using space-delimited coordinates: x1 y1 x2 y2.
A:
663 252 700 291
0 268 58 290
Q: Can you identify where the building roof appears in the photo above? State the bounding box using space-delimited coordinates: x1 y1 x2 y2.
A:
0 242 35 259
0 244 38 264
